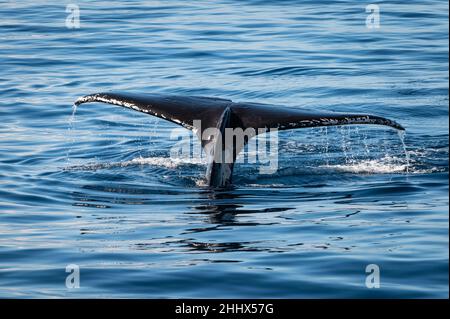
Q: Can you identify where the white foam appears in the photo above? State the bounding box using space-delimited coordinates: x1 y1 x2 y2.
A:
129 156 206 168
323 159 407 174
65 156 207 171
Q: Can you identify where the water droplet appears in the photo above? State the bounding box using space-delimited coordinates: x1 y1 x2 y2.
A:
66 103 79 164
397 130 410 173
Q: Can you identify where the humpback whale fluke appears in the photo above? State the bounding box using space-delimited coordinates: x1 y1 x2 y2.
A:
74 92 404 187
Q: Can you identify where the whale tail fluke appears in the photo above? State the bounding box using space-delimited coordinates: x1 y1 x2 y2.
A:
75 92 404 187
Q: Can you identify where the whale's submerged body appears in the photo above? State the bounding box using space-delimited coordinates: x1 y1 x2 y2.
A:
75 92 404 187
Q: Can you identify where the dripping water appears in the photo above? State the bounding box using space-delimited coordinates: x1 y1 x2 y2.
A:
398 130 410 173
362 129 370 156
340 126 354 164
66 103 79 163
323 126 329 166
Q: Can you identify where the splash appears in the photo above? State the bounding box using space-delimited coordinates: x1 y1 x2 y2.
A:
326 126 411 174
65 156 207 171
322 156 408 174
129 156 206 168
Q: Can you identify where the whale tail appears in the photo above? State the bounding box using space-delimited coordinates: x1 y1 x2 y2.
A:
75 92 404 187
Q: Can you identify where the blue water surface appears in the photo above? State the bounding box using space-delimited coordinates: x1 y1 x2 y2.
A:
0 0 448 298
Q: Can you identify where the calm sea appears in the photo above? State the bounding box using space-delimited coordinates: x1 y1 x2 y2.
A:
0 0 448 298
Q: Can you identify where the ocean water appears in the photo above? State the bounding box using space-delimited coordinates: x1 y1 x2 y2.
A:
0 0 448 298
